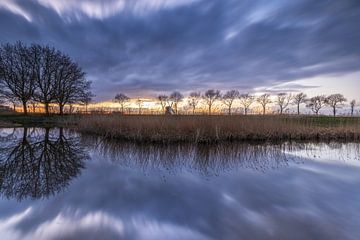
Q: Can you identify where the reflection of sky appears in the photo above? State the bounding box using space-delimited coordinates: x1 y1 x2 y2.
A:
1 144 360 239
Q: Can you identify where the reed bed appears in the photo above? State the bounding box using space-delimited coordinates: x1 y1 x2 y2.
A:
75 115 360 143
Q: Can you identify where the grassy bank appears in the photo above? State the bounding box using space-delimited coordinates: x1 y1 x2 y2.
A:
76 115 360 143
0 113 77 128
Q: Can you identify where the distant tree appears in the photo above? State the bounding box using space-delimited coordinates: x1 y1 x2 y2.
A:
350 100 356 116
188 91 201 115
169 91 184 114
239 93 255 115
53 54 91 115
0 42 36 115
326 94 347 116
276 93 292 115
307 95 326 115
157 95 168 112
79 91 93 114
203 89 221 115
292 93 307 115
256 94 272 115
114 93 130 113
136 98 143 115
222 90 239 115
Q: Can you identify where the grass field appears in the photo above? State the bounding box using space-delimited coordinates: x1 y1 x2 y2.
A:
75 115 360 143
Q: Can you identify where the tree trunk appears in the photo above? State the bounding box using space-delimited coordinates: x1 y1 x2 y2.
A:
263 106 266 115
333 107 336 116
297 104 300 115
244 108 248 115
228 106 231 115
208 105 211 115
45 102 50 115
193 108 195 115
22 101 27 115
59 104 64 115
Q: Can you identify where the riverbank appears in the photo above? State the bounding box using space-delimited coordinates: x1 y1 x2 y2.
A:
1 113 359 143
76 115 360 143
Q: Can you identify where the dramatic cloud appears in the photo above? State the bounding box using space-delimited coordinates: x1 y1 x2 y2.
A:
0 0 359 100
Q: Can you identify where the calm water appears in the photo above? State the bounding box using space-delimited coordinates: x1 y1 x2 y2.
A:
0 128 360 240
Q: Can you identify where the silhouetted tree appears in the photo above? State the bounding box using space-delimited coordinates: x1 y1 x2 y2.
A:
114 93 130 113
169 91 183 114
256 94 272 115
53 54 91 115
188 91 201 115
350 100 356 116
239 93 255 115
307 95 326 115
157 95 168 112
222 90 239 115
293 93 307 115
0 42 35 114
326 94 347 116
203 89 221 115
31 44 59 115
136 98 143 114
276 93 292 115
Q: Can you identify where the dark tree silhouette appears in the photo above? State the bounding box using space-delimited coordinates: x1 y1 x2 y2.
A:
326 94 347 116
157 95 168 113
256 94 272 115
307 95 326 115
31 44 59 115
0 42 35 114
222 90 239 115
292 93 307 115
239 93 255 115
276 93 291 115
203 89 221 115
169 91 184 114
0 127 88 200
53 54 91 115
188 91 201 115
114 93 130 113
350 100 356 116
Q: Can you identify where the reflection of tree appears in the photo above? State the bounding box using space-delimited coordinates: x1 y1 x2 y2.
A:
82 136 301 175
0 128 88 200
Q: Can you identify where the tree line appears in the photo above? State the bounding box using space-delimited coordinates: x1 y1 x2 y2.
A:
114 90 357 116
0 42 92 115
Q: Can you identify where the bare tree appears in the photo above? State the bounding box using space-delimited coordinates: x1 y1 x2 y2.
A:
307 95 326 115
239 93 255 115
188 91 201 115
157 95 168 112
222 90 239 115
53 54 91 115
350 100 356 116
276 93 292 115
326 94 347 116
31 44 59 115
293 93 307 115
256 94 272 115
203 89 221 115
0 42 35 114
136 98 143 115
114 93 130 113
169 91 184 114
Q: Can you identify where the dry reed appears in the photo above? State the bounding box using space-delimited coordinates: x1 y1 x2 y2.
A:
74 115 360 143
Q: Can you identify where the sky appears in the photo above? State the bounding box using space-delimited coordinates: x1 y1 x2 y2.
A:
0 0 359 101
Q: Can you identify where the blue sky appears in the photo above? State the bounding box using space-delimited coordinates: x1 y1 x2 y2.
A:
0 0 359 101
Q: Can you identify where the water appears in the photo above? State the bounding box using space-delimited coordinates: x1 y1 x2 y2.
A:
0 128 359 240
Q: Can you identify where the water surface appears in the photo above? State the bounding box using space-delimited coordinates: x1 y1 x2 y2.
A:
0 128 359 240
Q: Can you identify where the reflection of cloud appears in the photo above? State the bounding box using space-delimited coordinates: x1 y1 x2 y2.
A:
1 141 360 239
